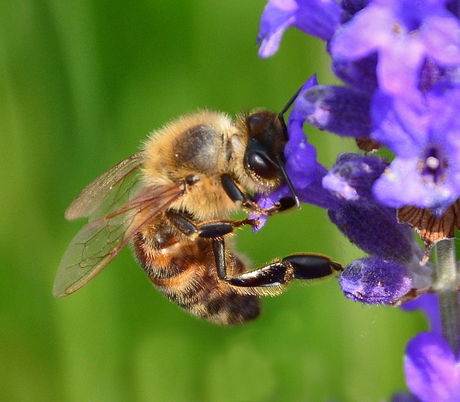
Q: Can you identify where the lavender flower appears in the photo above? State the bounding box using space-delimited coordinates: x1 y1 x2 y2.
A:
330 0 460 99
252 76 341 230
372 83 460 217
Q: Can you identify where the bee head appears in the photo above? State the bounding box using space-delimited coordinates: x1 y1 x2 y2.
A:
243 108 300 208
243 110 287 182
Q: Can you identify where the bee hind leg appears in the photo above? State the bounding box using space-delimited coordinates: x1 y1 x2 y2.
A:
166 210 343 288
213 237 343 288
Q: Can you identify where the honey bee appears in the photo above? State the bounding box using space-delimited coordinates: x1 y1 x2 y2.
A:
54 92 343 325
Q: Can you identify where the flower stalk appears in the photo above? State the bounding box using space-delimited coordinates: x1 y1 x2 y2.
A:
435 239 460 354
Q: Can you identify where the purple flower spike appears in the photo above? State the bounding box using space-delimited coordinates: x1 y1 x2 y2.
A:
339 257 413 304
405 332 460 402
372 83 460 216
330 0 460 98
257 0 341 58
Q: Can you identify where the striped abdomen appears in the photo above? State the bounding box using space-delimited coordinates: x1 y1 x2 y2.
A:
132 217 260 325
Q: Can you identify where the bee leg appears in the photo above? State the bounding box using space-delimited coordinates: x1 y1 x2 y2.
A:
221 173 296 216
221 174 252 206
167 211 342 288
221 174 263 214
166 210 257 239
225 253 343 288
211 237 342 287
212 237 228 280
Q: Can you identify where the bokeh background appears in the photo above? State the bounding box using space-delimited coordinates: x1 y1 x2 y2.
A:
1 1 427 401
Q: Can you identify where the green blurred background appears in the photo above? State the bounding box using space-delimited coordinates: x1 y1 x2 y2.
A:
0 1 427 401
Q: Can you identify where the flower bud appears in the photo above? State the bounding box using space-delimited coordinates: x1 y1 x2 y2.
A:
340 257 413 304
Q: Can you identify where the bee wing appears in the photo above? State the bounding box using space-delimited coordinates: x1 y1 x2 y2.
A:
65 152 145 222
54 178 185 298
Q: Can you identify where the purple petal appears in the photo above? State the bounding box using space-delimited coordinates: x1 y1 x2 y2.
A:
372 84 460 215
371 90 427 155
295 163 342 209
285 114 318 189
285 75 319 190
405 332 460 402
258 1 297 58
422 9 460 63
257 0 341 58
330 2 393 59
253 162 342 232
376 39 425 96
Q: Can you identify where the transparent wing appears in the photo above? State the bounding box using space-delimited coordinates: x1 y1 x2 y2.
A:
54 180 185 297
65 152 145 221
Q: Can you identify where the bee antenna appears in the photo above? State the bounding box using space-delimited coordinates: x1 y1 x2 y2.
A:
279 85 303 119
275 85 303 209
276 154 301 209
278 85 303 140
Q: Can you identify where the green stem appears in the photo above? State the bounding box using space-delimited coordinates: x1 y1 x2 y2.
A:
434 239 460 354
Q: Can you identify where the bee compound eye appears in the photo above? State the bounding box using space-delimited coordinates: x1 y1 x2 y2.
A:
247 152 277 178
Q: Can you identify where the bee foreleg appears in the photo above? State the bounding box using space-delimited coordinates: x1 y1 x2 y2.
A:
221 174 262 212
221 173 250 202
221 174 297 218
226 254 343 288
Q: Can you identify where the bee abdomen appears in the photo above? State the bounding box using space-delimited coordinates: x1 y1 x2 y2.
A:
160 275 261 325
134 232 260 325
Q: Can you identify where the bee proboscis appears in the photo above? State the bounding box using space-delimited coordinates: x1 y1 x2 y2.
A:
54 92 343 325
